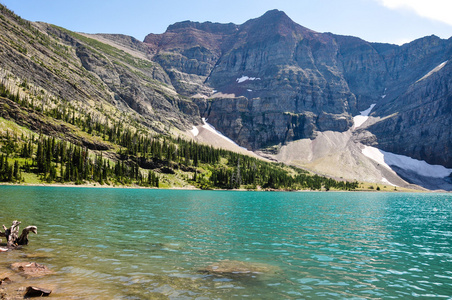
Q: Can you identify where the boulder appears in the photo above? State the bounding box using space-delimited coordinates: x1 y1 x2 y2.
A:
199 260 276 277
24 286 52 298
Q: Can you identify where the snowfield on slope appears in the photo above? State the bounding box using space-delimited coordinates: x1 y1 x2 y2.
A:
190 126 199 137
188 119 261 158
200 118 246 149
353 103 376 128
362 145 452 178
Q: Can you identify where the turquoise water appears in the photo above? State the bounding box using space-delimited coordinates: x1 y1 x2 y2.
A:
0 186 451 299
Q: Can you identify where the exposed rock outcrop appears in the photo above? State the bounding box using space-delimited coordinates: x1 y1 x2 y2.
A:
367 59 452 167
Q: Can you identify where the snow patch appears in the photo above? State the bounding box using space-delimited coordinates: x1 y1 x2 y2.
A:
362 146 392 169
360 104 376 117
353 104 376 128
417 61 448 82
353 116 368 129
190 126 199 137
202 118 248 150
362 146 452 178
382 177 397 187
236 76 261 83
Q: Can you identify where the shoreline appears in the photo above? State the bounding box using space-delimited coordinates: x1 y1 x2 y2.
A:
0 182 440 193
0 182 196 190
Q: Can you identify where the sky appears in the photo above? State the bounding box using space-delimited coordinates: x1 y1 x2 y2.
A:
1 0 451 45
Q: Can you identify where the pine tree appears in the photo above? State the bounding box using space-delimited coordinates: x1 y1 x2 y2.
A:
13 160 19 181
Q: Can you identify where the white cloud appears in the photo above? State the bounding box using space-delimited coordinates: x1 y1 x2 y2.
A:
376 0 452 26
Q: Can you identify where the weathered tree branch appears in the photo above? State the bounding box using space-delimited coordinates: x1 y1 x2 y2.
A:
0 220 37 249
16 226 37 245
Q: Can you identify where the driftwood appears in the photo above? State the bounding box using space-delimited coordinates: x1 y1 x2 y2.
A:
16 226 38 246
0 220 37 249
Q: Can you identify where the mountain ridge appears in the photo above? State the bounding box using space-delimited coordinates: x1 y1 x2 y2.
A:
140 11 451 170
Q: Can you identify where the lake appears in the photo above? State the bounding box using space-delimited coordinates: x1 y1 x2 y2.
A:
0 186 451 299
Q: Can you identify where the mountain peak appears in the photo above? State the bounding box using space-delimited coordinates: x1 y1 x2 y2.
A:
239 9 314 39
250 9 294 26
261 9 288 18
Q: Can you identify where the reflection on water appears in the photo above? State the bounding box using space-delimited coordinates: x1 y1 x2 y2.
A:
0 187 451 299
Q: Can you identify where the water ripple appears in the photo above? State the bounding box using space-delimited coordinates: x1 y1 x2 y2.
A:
0 187 451 299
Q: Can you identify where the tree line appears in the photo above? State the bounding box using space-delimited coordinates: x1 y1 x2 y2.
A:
0 133 159 187
0 127 359 190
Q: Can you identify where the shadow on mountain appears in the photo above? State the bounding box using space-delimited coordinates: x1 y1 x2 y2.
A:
391 166 452 191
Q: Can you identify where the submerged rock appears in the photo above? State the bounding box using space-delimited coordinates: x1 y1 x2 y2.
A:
0 277 12 285
21 253 55 260
10 262 53 278
199 260 277 277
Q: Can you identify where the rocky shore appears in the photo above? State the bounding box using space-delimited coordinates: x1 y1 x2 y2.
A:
0 261 53 299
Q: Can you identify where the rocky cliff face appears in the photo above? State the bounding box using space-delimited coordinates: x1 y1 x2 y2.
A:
145 10 358 149
367 57 452 167
144 10 452 169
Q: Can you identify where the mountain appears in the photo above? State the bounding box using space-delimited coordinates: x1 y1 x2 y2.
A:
0 5 365 191
0 5 451 190
141 10 452 190
144 10 451 157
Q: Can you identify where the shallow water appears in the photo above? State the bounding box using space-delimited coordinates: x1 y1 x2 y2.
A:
0 186 451 299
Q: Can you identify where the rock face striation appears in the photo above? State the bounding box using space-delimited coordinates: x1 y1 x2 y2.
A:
143 10 452 169
0 6 200 137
